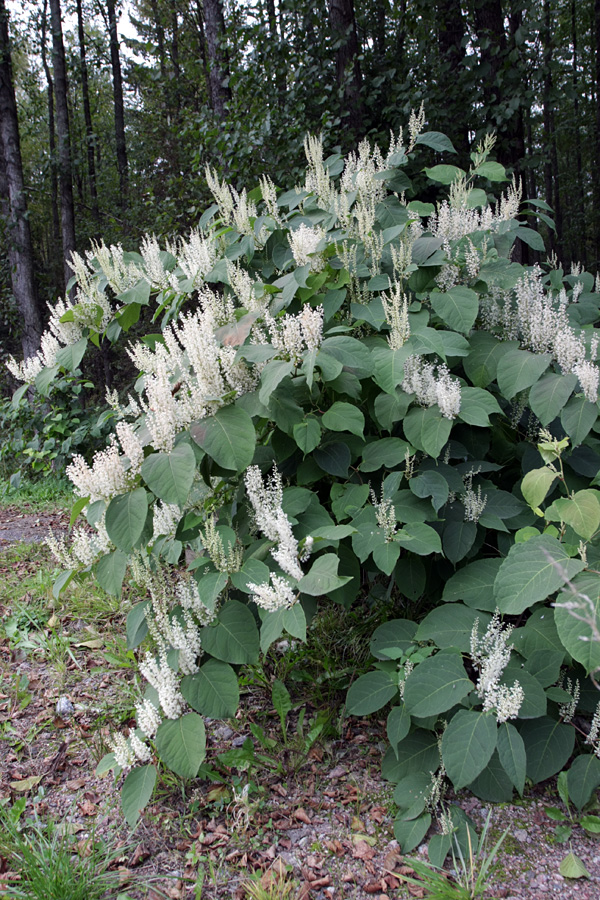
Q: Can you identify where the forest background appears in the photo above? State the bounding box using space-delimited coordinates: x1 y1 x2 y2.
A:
1 0 599 393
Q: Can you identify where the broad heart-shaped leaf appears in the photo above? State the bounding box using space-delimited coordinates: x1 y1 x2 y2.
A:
373 540 401 575
313 441 351 477
200 599 260 664
346 670 398 716
299 553 352 596
403 406 452 458
141 444 196 507
442 519 477 564
381 730 440 783
521 467 559 509
442 558 503 611
121 764 156 828
424 164 465 184
393 773 432 819
415 131 457 154
360 437 411 471
387 704 411 750
561 396 598 446
493 534 585 615
554 572 600 674
155 713 206 778
322 401 364 437
371 346 412 394
529 373 578 425
257 359 294 405
403 650 472 718
559 853 591 880
181 659 239 719
416 604 490 652
191 406 256 472
395 522 442 556
370 618 418 660
94 549 128 597
442 710 498 790
497 722 526 796
520 717 575 784
567 755 600 811
283 603 307 641
469 751 515 803
476 160 507 181
430 286 479 334
259 609 284 654
409 471 449 512
464 333 518 388
373 387 411 431
393 813 432 853
457 386 503 427
293 417 321 454
496 349 551 400
545 490 600 540
55 336 88 372
105 488 149 552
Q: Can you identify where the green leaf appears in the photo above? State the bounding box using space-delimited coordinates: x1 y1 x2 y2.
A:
121 765 156 828
464 332 517 388
430 286 479 334
476 160 507 181
497 722 527 796
105 488 149 553
529 373 578 426
410 471 449 512
493 535 585 615
230 558 271 594
69 495 90 528
155 713 206 778
258 360 294 405
371 346 412 395
559 853 591 879
346 671 398 716
395 522 442 556
181 659 239 719
293 417 321 454
373 388 411 430
520 717 575 784
581 815 600 834
567 755 600 811
403 407 452 458
515 226 546 251
546 490 600 540
387 704 411 750
403 651 472 717
141 444 196 507
191 406 256 472
424 164 465 184
319 336 372 378
272 680 292 731
282 603 307 641
496 350 551 400
457 387 503 426
443 520 477 564
442 558 503 610
393 813 432 853
55 337 88 372
322 402 365 437
127 601 150 649
299 553 352 596
560 396 598 446
373 540 401 575
415 131 457 154
442 710 498 789
381 730 440 782
521 467 559 509
260 609 285 654
370 618 418 660
416 605 489 652
469 751 514 802
194 571 228 613
393 773 431 819
361 437 411 471
94 549 128 597
117 278 151 306
554 573 600 674
313 442 351 477
34 365 59 396
200 600 260 664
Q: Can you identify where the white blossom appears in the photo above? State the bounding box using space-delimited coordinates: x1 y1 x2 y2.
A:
248 573 297 612
135 698 162 739
402 355 461 419
288 224 326 272
245 465 305 580
470 613 524 723
140 647 185 719
382 283 410 349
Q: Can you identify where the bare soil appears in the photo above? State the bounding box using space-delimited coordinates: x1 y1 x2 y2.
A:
0 506 70 547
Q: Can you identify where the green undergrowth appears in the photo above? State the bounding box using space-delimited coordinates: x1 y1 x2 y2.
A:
0 473 73 511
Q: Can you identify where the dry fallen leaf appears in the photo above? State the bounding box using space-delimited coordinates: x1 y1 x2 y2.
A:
294 807 311 825
352 839 376 861
9 774 42 793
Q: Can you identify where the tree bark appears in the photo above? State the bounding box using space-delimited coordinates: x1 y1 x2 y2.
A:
543 0 562 256
106 0 128 213
41 0 61 283
76 0 99 228
49 0 76 292
0 0 43 359
436 0 469 158
326 0 363 142
203 0 231 119
570 0 586 265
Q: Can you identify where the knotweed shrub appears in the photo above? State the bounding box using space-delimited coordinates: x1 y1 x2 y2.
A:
10 117 600 834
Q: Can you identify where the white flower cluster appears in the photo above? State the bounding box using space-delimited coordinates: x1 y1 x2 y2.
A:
586 701 600 757
140 646 185 719
288 224 326 272
461 472 487 523
88 240 141 294
259 175 283 226
67 420 144 502
247 573 297 612
245 465 304 581
108 732 151 769
46 515 112 569
139 234 180 291
199 516 243 573
304 134 336 210
176 576 218 624
227 261 266 311
206 166 260 237
382 283 410 349
428 177 521 245
470 614 524 723
136 697 162 739
264 304 324 363
168 229 217 289
402 355 461 419
558 676 580 723
371 487 397 541
153 502 181 540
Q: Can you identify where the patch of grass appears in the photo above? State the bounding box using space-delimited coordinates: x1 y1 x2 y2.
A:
0 798 125 900
0 473 73 510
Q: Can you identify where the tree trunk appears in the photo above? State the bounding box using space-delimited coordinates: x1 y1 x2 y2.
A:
326 0 363 142
49 0 76 292
41 0 61 286
266 0 286 107
570 0 586 266
106 0 128 213
543 0 562 256
203 0 231 119
0 0 43 359
76 0 99 228
436 0 469 158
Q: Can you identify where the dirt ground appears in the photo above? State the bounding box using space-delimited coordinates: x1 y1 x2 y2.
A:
1 524 600 899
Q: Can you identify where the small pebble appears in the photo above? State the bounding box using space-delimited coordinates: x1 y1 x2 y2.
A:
55 696 74 718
